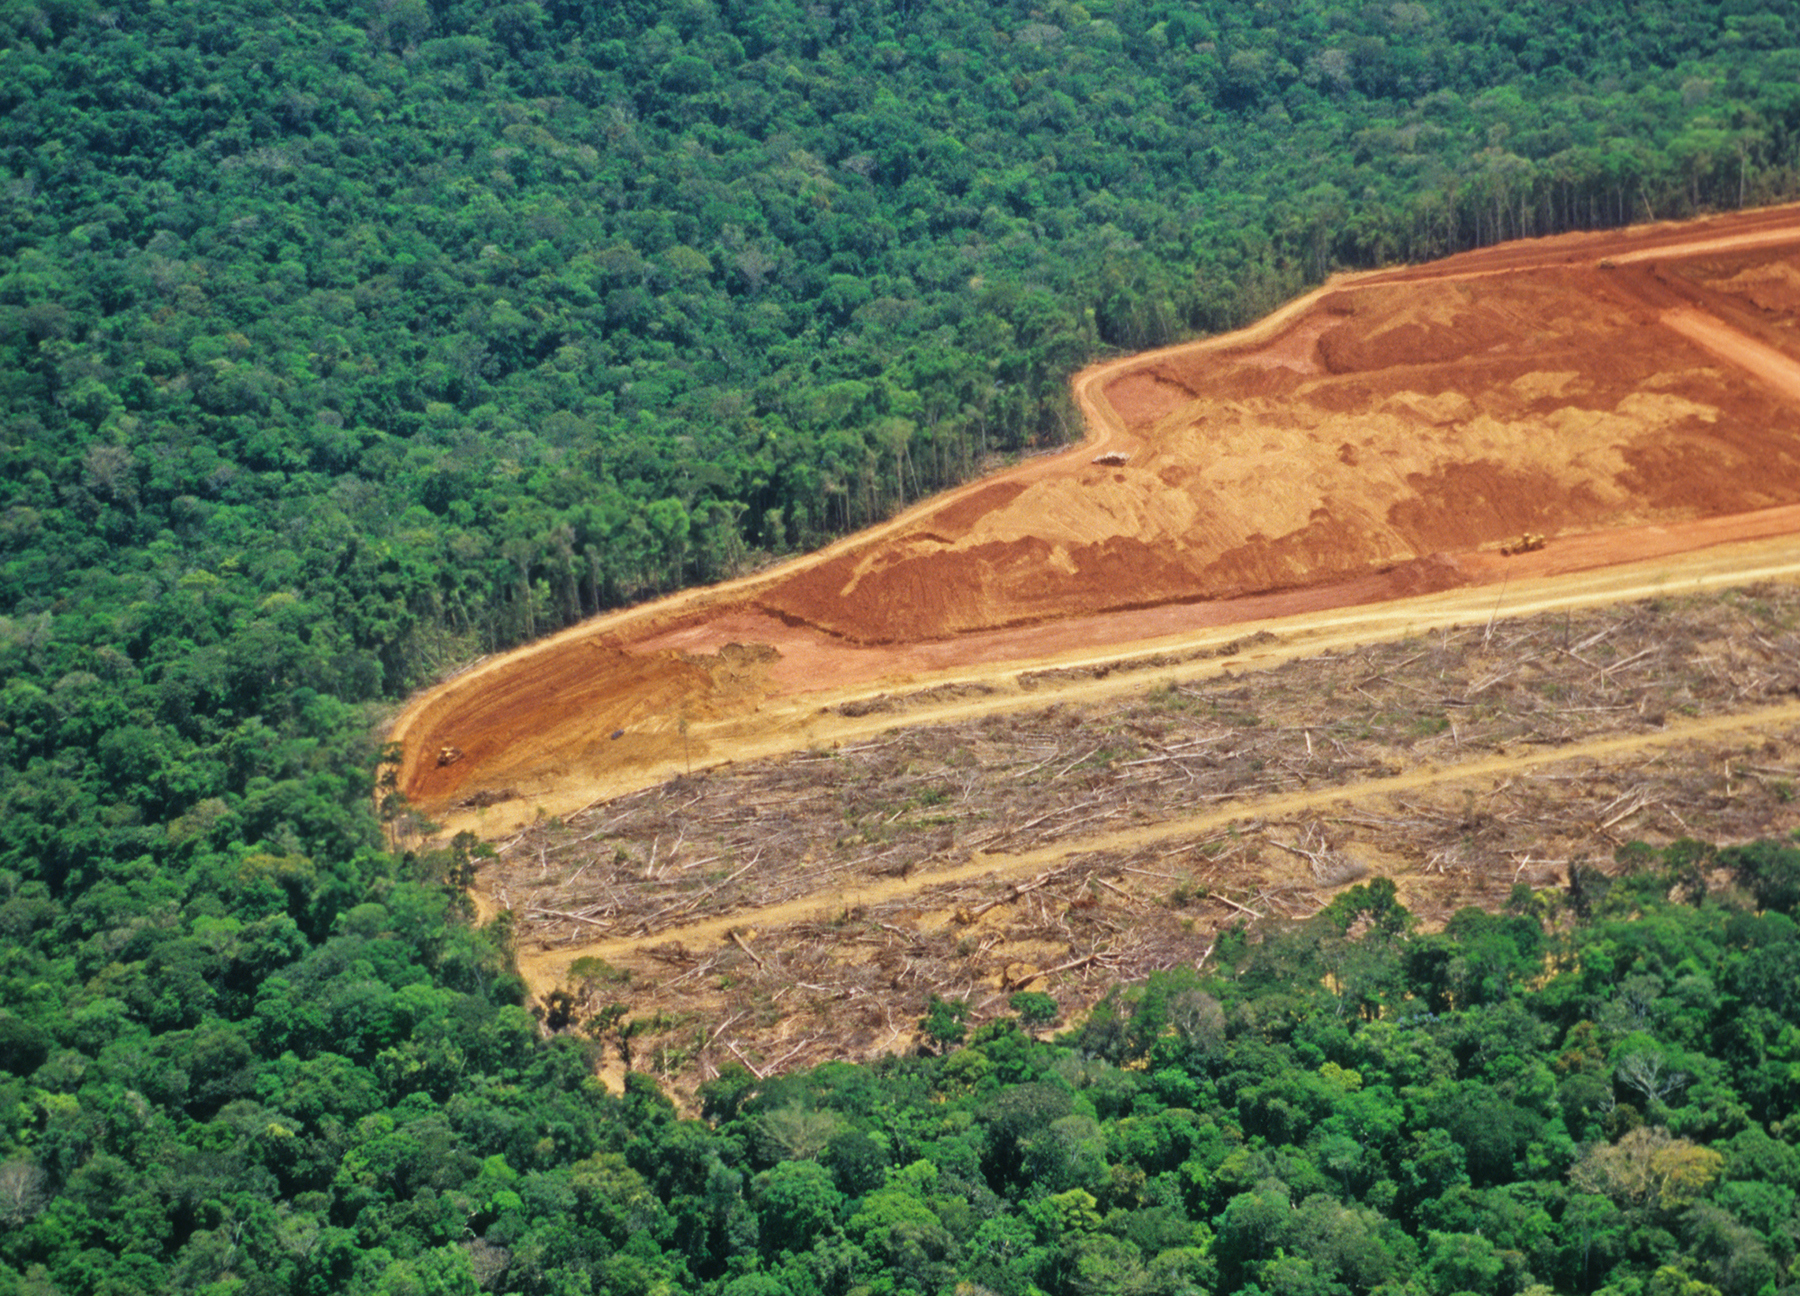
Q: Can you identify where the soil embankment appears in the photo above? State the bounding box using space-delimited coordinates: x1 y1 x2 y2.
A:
392 206 1800 833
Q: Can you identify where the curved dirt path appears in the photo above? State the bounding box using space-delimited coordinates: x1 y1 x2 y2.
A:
393 204 1800 845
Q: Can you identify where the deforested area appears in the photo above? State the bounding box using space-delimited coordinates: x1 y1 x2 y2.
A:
399 216 1800 824
14 0 1800 1289
494 584 1800 1083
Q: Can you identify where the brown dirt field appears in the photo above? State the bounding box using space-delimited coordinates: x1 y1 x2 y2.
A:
490 585 1800 1091
391 205 1800 837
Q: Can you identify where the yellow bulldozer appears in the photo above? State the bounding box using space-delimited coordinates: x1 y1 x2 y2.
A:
1500 532 1546 556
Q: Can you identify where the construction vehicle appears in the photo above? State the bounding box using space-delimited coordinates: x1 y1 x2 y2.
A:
1500 532 1546 556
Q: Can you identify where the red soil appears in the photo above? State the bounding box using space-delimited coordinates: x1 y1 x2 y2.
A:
392 206 1800 829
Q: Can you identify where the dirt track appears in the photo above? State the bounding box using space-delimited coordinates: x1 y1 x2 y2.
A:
392 205 1800 841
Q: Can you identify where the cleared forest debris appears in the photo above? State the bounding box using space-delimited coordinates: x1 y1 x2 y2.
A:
493 584 1800 1093
830 680 999 717
1269 822 1371 887
1016 629 1280 689
727 928 765 968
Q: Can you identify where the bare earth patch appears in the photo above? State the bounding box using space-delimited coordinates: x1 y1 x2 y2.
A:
481 584 1800 1092
393 207 1800 831
383 208 1800 1092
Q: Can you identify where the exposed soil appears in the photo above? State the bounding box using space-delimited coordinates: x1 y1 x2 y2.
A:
380 207 1800 1095
492 586 1800 1090
498 588 1800 953
391 206 1800 836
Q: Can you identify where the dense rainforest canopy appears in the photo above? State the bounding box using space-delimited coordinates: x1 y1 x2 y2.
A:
3 829 1800 1295
8 0 1800 665
6 0 1800 1292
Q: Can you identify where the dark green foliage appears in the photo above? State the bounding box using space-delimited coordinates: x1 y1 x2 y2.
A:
1723 838 1800 915
919 993 971 1052
4 0 1800 1287
0 837 1797 1290
823 1127 890 1199
1069 966 1225 1068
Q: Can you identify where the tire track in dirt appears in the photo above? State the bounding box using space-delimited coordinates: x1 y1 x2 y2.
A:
1659 307 1800 405
511 698 1800 989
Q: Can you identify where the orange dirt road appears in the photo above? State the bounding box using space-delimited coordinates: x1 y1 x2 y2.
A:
392 207 1800 836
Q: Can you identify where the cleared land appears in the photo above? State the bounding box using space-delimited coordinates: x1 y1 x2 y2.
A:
394 205 1800 830
477 585 1800 1085
386 207 1800 1086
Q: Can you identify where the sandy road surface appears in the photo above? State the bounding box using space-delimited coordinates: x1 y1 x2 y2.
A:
1659 308 1800 403
393 206 1800 842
